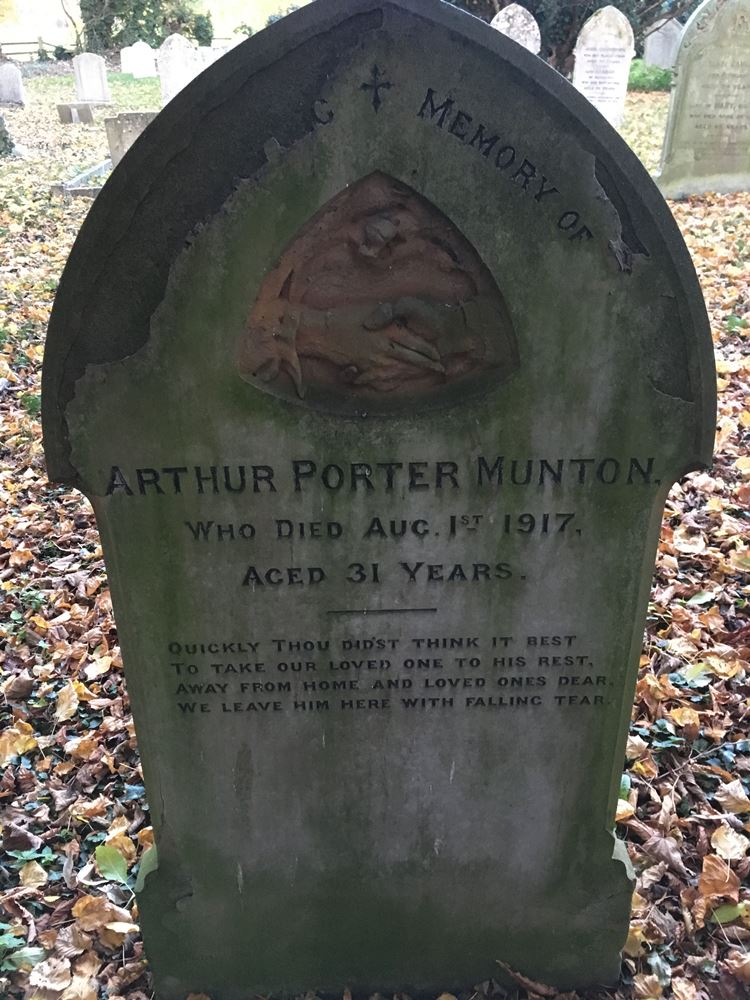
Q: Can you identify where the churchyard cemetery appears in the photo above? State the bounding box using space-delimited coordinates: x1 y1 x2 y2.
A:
0 2 749 999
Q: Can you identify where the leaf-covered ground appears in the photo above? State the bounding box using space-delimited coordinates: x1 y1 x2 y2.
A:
1 72 749 1000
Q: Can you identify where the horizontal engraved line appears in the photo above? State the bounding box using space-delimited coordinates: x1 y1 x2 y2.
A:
326 608 438 616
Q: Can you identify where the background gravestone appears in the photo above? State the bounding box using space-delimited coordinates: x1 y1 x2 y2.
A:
658 0 750 199
490 3 541 54
572 5 635 128
0 62 25 106
643 17 683 70
57 103 94 125
121 40 158 78
73 52 111 105
105 112 157 166
157 33 200 106
43 1 715 997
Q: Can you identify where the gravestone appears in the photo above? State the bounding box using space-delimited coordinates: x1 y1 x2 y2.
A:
57 102 94 125
73 52 111 104
0 62 24 105
490 4 541 54
572 5 635 128
157 33 201 106
643 17 683 70
105 112 157 166
658 0 750 199
43 1 715 997
121 40 158 78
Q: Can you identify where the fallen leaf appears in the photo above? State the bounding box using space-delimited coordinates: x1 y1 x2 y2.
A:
712 824 750 860
724 949 750 984
0 718 37 764
19 859 48 888
671 978 699 1000
29 955 72 991
55 680 79 722
698 854 740 903
616 799 635 822
716 779 750 814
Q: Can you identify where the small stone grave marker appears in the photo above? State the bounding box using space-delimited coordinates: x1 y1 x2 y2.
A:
0 62 24 105
121 40 158 78
57 102 94 125
643 17 683 70
658 0 750 198
572 5 635 128
73 52 111 104
105 112 157 166
43 1 715 997
490 4 541 54
157 33 201 106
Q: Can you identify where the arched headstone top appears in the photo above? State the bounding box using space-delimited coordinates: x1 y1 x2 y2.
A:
44 0 713 485
158 31 195 52
490 3 542 54
576 4 635 49
42 8 715 991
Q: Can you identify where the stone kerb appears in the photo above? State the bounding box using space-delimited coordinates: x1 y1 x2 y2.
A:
572 5 635 128
490 3 542 54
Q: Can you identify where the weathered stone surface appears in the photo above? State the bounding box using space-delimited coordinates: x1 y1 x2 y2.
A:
490 3 541 54
0 62 24 105
658 0 750 199
643 17 683 70
572 5 635 128
121 40 158 78
57 102 94 125
157 33 201 106
105 112 157 166
73 53 111 104
43 1 715 998
0 114 14 156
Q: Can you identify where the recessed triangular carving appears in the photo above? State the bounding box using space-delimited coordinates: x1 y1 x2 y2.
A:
238 172 518 413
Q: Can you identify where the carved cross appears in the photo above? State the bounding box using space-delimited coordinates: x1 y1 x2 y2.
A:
360 65 392 112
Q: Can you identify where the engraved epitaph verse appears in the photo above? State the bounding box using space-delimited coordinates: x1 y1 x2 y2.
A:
103 453 662 724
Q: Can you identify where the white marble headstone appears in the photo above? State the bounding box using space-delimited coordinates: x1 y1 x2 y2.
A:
73 53 111 104
0 63 25 106
157 34 201 106
490 4 542 54
572 6 635 128
121 40 158 78
644 18 683 70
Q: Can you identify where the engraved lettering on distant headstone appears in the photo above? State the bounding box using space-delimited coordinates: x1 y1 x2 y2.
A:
658 0 750 198
572 6 635 128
